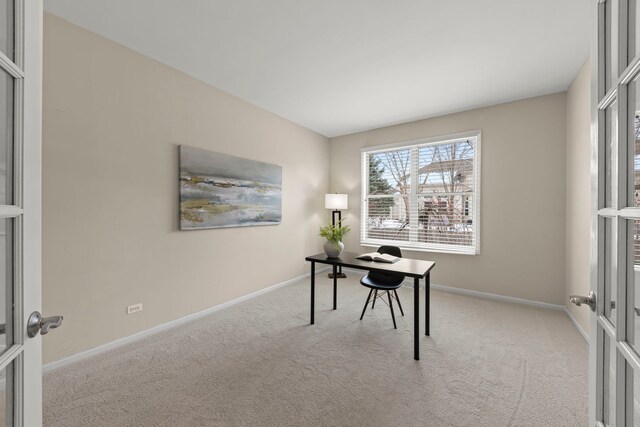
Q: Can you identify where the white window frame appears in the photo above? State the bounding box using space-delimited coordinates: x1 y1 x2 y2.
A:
360 130 481 255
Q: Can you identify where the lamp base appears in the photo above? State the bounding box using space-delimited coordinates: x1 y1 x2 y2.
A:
328 273 347 279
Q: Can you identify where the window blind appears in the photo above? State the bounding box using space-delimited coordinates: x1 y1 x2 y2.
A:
362 133 480 255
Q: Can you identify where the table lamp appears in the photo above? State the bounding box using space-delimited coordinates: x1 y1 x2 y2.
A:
325 193 348 278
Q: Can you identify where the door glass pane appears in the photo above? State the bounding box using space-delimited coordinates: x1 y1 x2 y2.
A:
632 362 640 426
0 219 13 357
633 78 640 207
605 217 617 324
606 0 619 92
630 220 640 354
0 1 13 62
606 102 618 208
0 360 14 426
0 69 12 206
604 333 617 426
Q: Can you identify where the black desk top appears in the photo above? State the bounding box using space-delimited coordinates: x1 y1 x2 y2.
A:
305 251 435 278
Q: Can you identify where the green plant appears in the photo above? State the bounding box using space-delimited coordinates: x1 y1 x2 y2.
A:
319 220 350 245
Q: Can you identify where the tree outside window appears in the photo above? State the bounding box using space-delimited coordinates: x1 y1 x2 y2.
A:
363 134 479 254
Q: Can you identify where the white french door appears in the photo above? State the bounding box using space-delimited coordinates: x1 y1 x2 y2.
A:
590 0 640 425
0 0 43 426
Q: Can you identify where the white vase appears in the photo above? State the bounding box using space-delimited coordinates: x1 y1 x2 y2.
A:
323 241 344 258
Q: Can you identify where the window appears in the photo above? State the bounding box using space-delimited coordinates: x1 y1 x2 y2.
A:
361 131 480 255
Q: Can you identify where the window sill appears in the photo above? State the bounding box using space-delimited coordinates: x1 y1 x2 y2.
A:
360 240 478 256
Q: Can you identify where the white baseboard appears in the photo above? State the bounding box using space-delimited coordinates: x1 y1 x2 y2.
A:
44 266 589 372
563 307 590 343
425 284 590 343
333 268 590 342
342 267 563 309
428 283 565 311
43 266 330 373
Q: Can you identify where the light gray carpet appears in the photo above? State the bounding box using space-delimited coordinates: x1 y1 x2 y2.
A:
43 273 588 426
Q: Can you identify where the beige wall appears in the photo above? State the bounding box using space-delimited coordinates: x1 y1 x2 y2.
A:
565 58 592 338
42 14 329 363
330 93 567 304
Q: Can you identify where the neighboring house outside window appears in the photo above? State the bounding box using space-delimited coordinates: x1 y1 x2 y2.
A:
361 131 480 255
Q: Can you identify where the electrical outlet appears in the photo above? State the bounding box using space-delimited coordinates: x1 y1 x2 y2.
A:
126 303 143 315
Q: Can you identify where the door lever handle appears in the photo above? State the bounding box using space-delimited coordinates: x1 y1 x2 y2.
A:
27 312 63 338
569 291 596 312
40 316 63 335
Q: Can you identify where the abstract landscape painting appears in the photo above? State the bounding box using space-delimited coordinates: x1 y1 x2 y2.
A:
179 146 282 230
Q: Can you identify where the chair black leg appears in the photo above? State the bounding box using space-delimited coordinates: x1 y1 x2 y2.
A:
372 290 377 309
387 291 397 329
394 289 404 316
360 289 374 320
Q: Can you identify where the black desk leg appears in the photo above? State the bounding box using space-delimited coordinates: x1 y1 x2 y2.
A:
332 264 337 310
425 272 430 336
414 276 420 361
310 262 315 325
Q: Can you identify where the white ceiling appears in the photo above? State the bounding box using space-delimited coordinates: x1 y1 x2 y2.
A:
44 1 590 138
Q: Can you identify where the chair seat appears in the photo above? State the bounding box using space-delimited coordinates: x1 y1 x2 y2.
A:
360 273 404 290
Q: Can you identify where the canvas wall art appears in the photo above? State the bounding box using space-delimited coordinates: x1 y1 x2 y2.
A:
179 146 282 230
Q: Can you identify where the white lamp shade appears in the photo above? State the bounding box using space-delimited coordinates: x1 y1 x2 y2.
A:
325 193 348 210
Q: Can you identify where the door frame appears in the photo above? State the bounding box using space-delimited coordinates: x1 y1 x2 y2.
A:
21 0 42 425
589 0 599 423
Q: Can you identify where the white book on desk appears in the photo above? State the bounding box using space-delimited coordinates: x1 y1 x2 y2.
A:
356 252 400 263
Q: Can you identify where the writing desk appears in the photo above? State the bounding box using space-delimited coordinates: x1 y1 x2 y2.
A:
305 251 436 360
